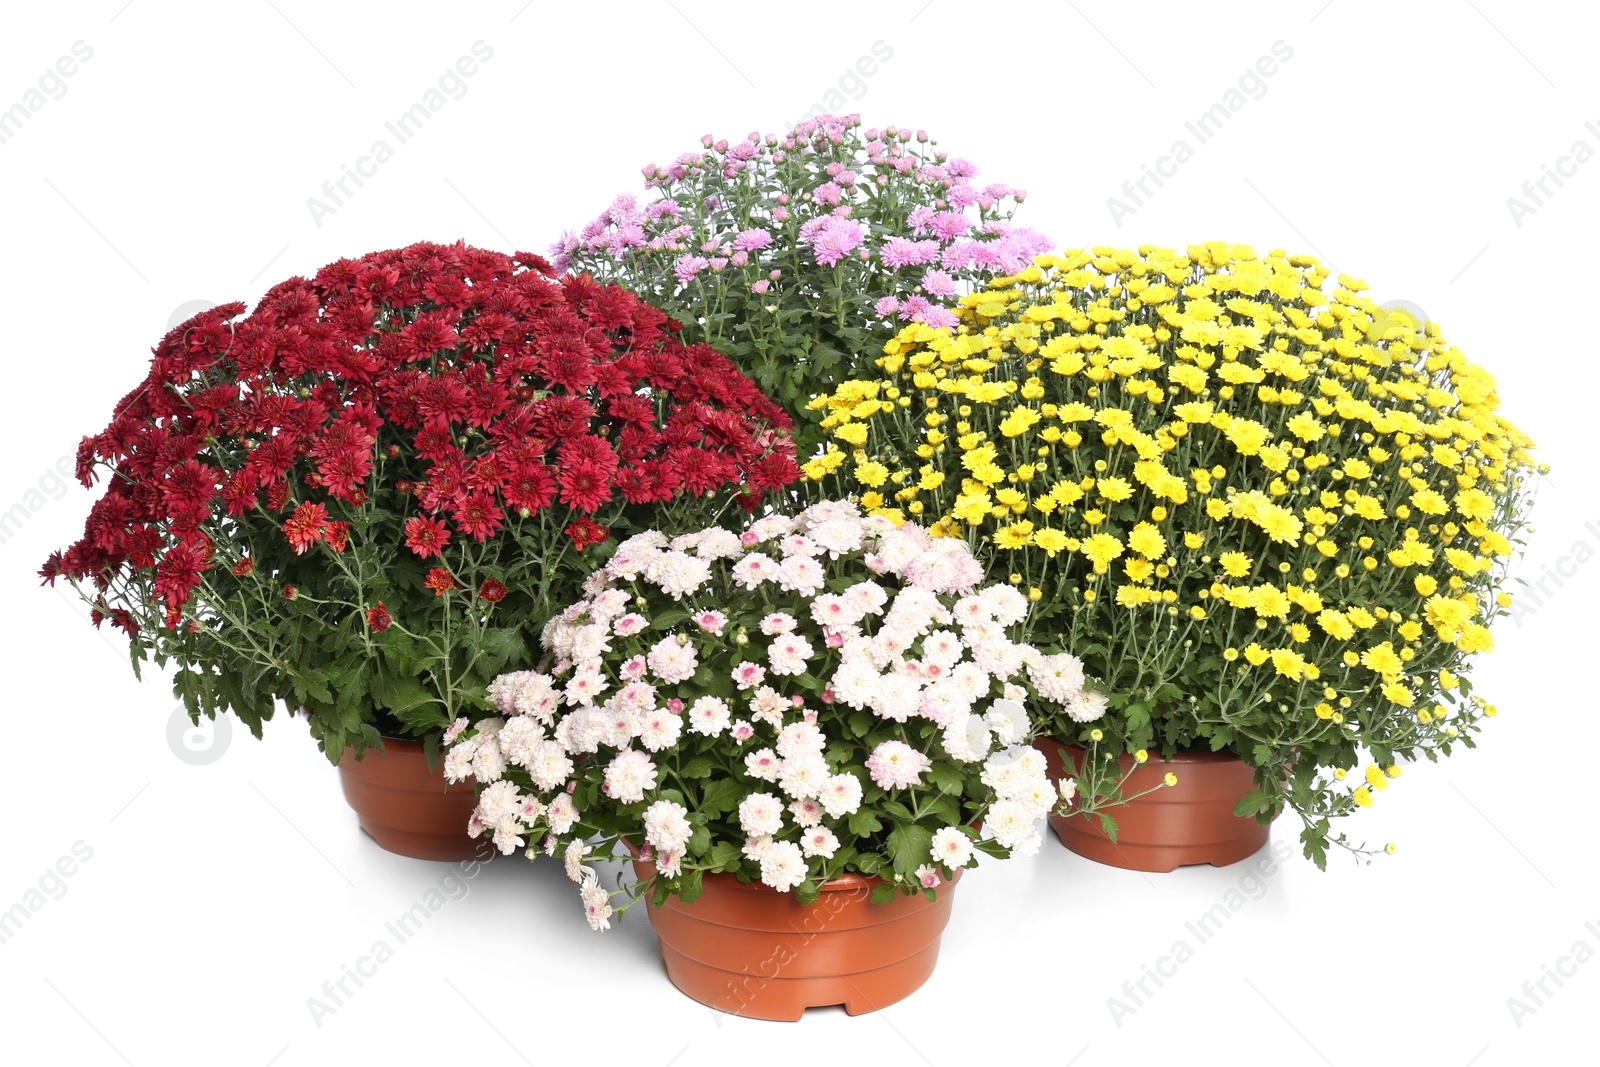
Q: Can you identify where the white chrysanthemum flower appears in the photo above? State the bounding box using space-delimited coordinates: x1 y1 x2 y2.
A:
930 826 974 868
759 612 798 635
579 875 613 931
809 518 864 558
748 514 795 542
1059 778 1078 805
973 637 1026 681
546 793 578 834
778 752 830 799
614 681 657 714
810 593 864 629
611 612 649 638
588 588 632 621
801 499 862 526
953 595 992 627
491 824 527 856
476 779 524 832
603 749 657 804
801 826 840 858
731 660 767 690
776 554 826 596
730 719 755 742
768 634 814 677
985 798 1039 850
635 708 683 752
732 552 778 590
668 530 703 553
776 721 826 759
866 626 914 671
687 696 732 737
528 739 576 790
646 635 698 684
646 550 713 599
874 526 929 573
443 739 478 783
749 686 788 727
564 666 609 706
471 738 507 783
745 748 781 782
742 834 774 862
518 796 544 824
869 671 923 723
820 773 864 817
738 792 785 837
920 629 965 670
789 797 825 827
950 662 993 700
830 659 882 711
570 623 613 664
980 584 1030 627
1065 689 1110 723
941 711 993 763
619 655 647 682
695 527 744 560
843 579 889 616
984 699 1030 746
487 671 539 716
1013 747 1046 777
920 681 972 726
657 850 683 877
779 533 820 558
564 839 593 883
497 716 545 767
642 799 693 854
759 840 809 892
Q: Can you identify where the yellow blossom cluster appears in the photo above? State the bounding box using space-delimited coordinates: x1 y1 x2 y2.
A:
805 243 1540 838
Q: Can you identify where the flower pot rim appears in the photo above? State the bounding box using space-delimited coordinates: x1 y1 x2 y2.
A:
1046 738 1248 766
629 842 958 895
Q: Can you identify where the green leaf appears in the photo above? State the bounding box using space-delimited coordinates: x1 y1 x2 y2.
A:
848 809 883 836
927 764 966 796
681 757 714 779
886 823 934 879
698 778 744 818
870 883 897 905
1097 813 1120 844
678 869 704 905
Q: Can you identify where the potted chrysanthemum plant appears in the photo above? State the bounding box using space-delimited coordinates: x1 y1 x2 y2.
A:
554 113 1051 455
802 242 1542 870
42 241 798 860
444 500 1071 1019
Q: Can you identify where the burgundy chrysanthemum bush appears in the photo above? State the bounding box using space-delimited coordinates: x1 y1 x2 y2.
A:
555 114 1051 453
43 242 799 760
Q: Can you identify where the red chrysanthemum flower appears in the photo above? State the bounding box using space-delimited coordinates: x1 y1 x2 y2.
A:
478 579 507 603
324 521 350 553
283 501 329 555
565 516 611 551
403 516 450 559
366 601 391 632
424 568 457 596
282 584 297 600
231 557 255 576
452 491 504 543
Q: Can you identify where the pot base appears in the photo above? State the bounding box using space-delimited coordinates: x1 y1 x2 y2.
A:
1035 739 1271 873
337 738 485 862
635 858 959 1021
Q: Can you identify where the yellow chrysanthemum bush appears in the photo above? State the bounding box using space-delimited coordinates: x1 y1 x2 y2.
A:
804 242 1543 866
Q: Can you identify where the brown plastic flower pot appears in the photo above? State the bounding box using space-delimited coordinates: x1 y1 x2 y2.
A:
1032 738 1271 872
631 856 961 1021
337 737 485 861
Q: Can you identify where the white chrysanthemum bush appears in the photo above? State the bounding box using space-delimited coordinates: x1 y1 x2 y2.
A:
444 500 1094 929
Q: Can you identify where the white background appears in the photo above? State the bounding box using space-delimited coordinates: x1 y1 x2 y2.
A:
2 2 1596 1064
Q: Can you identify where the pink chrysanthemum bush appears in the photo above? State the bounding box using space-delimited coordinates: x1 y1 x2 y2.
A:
555 114 1051 454
444 500 1088 927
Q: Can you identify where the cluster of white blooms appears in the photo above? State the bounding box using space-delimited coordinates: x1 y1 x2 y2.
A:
447 501 1091 930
